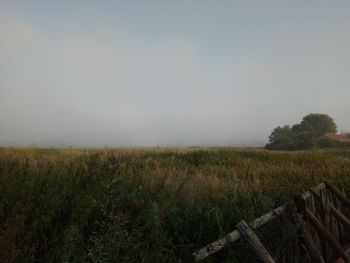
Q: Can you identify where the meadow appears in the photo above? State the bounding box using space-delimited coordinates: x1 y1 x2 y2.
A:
1 147 350 262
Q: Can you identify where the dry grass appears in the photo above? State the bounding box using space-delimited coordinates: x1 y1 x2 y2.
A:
1 147 350 262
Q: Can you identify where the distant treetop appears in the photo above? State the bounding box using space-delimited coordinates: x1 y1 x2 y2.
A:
266 113 340 151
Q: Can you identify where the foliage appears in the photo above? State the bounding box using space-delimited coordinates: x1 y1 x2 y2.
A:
1 148 350 262
300 113 337 135
266 113 337 150
265 126 295 151
294 113 337 149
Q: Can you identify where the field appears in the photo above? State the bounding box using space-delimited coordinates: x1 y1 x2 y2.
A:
1 148 350 262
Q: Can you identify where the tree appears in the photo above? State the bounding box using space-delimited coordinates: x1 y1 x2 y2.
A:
293 113 337 149
291 123 311 149
266 113 337 151
299 113 336 136
265 125 295 150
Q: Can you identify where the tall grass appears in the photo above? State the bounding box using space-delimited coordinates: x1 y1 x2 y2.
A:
1 148 350 262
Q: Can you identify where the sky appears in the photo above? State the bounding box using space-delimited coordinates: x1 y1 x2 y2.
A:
0 1 349 147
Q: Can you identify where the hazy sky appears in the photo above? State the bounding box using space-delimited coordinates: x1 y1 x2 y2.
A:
1 1 349 147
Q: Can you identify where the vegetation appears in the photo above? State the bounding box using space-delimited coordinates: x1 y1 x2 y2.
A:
2 147 350 262
266 113 337 150
265 125 295 151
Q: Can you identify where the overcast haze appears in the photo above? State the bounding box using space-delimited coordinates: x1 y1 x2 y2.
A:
1 1 349 147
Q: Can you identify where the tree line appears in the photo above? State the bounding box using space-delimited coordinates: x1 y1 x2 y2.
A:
265 113 349 151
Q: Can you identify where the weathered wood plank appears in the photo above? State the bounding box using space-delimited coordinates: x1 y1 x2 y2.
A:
292 212 325 263
193 204 288 261
306 208 350 263
252 203 290 229
193 182 347 262
236 220 276 263
325 181 350 209
311 186 332 259
192 229 241 261
311 187 350 231
301 183 326 201
304 225 326 263
331 206 350 231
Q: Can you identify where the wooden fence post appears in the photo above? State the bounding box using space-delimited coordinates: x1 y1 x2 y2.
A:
236 220 276 263
306 208 350 263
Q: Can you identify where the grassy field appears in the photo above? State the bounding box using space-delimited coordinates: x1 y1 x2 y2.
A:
1 147 350 262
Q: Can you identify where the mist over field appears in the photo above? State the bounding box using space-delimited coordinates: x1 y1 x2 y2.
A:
1 1 350 147
2 2 350 262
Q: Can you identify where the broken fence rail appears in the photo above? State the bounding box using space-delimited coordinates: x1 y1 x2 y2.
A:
192 202 289 261
192 181 345 262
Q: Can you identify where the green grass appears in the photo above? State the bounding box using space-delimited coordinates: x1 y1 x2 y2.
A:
1 147 350 262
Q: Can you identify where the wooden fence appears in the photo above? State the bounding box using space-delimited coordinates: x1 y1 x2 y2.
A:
193 181 350 262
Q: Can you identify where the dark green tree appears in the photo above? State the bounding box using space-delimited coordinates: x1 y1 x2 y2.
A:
266 113 337 150
293 113 337 149
265 125 295 150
